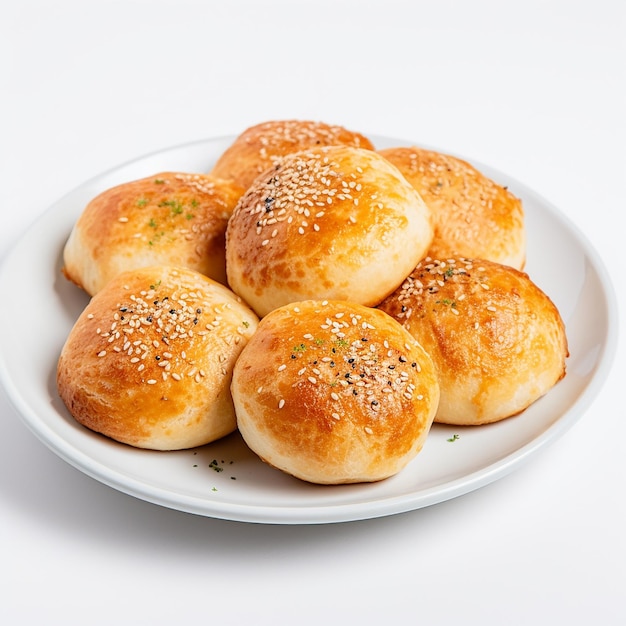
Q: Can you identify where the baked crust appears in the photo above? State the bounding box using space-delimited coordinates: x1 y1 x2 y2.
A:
57 265 259 450
62 172 243 295
378 146 525 269
231 300 440 484
378 257 568 425
225 145 434 317
210 119 375 190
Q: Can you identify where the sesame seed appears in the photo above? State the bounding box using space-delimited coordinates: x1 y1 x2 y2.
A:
278 399 285 409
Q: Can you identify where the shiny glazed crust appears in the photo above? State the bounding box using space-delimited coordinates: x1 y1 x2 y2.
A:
231 300 440 484
57 265 259 450
210 119 375 190
378 146 526 269
62 172 244 296
225 145 434 317
378 257 568 425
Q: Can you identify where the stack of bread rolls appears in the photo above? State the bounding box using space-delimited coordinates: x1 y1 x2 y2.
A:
57 119 568 485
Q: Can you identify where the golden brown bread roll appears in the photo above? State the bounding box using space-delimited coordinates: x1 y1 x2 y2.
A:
231 300 440 484
378 257 568 425
225 145 434 317
57 265 259 450
378 146 526 269
210 119 375 190
62 172 244 296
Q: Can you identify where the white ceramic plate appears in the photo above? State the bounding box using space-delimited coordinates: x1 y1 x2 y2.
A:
0 136 618 524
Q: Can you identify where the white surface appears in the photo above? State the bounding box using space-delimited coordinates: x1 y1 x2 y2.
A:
0 135 617 526
1 0 624 623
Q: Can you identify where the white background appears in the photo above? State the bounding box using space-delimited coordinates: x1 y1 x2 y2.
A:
1 1 624 624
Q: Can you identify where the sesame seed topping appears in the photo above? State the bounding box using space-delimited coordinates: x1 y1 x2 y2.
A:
89 273 247 386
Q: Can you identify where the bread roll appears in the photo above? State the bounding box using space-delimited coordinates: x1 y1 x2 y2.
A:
231 300 440 484
62 172 243 296
210 119 375 190
57 265 259 450
225 145 434 317
378 146 525 269
378 257 568 425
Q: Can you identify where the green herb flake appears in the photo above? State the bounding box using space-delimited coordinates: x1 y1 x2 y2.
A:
158 199 184 214
209 459 224 473
447 434 460 442
136 197 149 207
436 298 457 308
154 179 166 185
